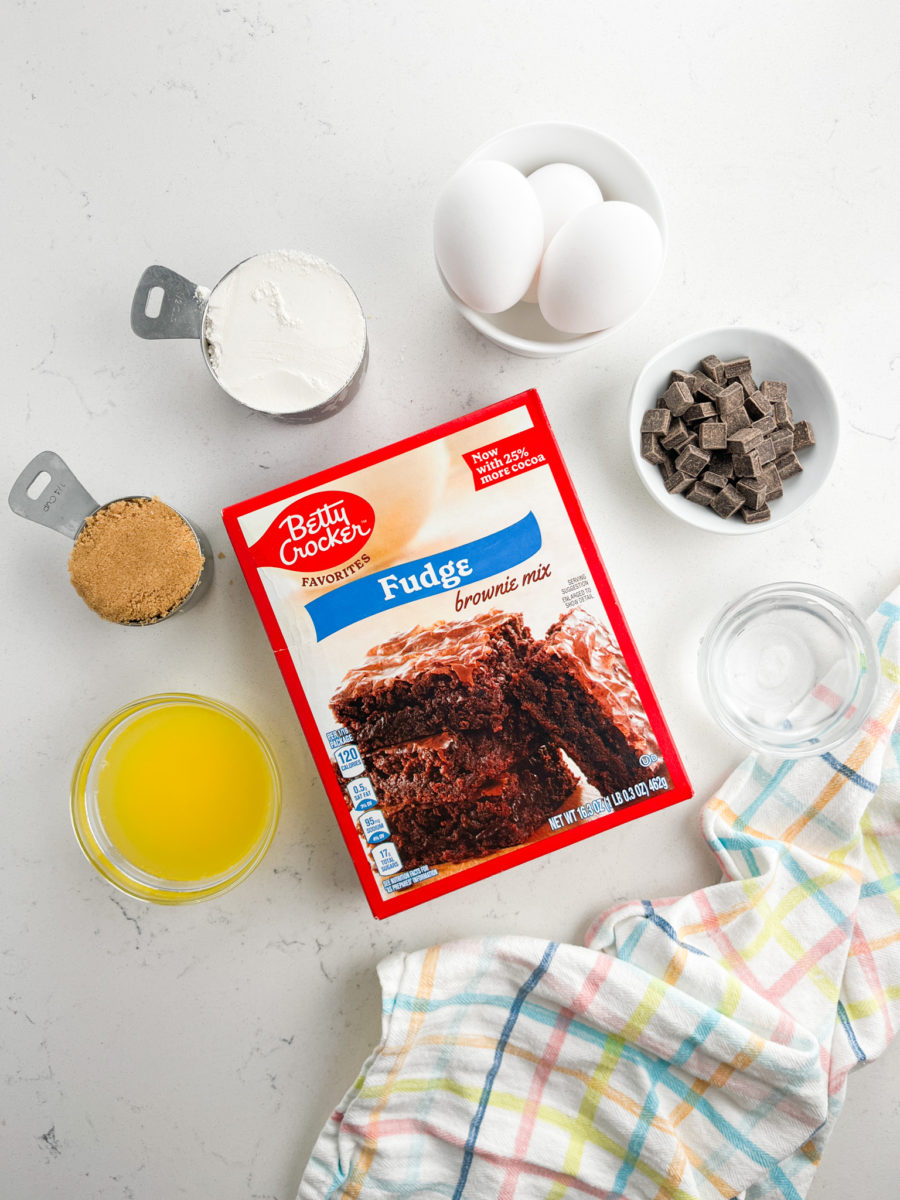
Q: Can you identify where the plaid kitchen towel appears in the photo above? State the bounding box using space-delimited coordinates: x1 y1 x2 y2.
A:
298 590 900 1200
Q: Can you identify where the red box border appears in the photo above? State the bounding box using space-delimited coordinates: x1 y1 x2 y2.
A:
222 390 692 918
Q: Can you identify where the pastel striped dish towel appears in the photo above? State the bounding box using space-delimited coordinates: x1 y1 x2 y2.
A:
298 590 900 1200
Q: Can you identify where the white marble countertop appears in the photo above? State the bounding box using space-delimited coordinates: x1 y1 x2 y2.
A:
4 2 898 1197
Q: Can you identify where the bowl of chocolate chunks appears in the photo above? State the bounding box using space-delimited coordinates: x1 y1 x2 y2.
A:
628 327 839 534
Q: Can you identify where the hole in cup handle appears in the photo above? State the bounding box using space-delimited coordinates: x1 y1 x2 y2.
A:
26 470 52 500
130 265 207 340
8 451 100 540
144 286 165 319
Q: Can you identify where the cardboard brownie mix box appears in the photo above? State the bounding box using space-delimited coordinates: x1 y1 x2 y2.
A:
222 390 692 917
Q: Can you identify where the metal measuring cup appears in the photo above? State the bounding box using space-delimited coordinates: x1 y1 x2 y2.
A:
8 451 213 625
130 256 369 423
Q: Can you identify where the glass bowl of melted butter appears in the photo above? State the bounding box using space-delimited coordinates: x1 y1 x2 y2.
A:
71 694 281 903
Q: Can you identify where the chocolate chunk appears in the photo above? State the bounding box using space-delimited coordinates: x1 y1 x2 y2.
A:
722 356 752 379
674 443 711 478
759 380 788 405
699 354 726 384
726 426 764 454
741 504 772 525
641 432 668 465
661 417 691 451
657 456 675 482
695 375 724 401
715 382 746 415
792 420 816 450
761 463 783 500
744 391 772 420
738 372 759 397
686 481 717 506
670 369 700 394
701 470 730 490
776 451 803 480
684 401 717 424
664 469 691 494
697 421 727 450
733 449 763 478
662 380 693 416
642 408 672 435
773 399 795 429
711 484 745 519
756 437 776 466
752 412 777 435
737 479 767 510
771 427 795 457
724 407 751 435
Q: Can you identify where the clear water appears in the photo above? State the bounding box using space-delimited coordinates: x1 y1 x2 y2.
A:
723 620 817 725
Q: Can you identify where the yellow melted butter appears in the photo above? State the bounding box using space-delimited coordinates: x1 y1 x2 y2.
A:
96 703 274 882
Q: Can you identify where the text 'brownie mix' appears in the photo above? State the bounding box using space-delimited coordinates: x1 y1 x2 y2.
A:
223 390 692 917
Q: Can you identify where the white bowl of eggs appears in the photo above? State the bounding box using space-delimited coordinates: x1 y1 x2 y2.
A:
433 122 667 358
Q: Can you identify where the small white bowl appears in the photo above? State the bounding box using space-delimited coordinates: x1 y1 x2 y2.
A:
628 327 839 534
436 121 667 358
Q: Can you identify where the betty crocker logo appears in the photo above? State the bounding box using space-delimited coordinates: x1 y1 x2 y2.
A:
252 490 375 572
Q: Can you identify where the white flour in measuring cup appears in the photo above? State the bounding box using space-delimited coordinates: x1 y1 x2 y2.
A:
202 250 367 415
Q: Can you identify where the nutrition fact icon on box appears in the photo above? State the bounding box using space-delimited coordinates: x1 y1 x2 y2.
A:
333 743 365 779
358 809 391 846
223 389 692 918
371 843 403 877
346 776 378 812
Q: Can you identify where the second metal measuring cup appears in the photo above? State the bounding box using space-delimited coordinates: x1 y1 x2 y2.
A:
8 451 213 626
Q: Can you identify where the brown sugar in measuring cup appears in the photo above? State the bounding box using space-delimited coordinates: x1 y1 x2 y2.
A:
68 496 205 623
8 452 212 625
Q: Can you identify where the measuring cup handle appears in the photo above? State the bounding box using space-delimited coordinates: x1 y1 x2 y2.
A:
130 265 207 340
8 451 99 540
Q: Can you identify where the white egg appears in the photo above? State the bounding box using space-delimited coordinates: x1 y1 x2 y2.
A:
434 159 544 314
537 200 663 334
522 163 603 303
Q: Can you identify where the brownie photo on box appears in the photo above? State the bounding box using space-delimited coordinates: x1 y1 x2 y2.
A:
366 724 541 806
330 606 659 876
329 611 576 869
517 607 657 797
374 739 576 865
330 611 534 753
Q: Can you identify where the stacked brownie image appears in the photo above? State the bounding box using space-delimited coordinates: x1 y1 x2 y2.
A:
330 607 657 871
518 608 656 796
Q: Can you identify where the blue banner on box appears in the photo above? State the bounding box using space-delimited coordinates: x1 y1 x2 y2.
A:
305 511 541 640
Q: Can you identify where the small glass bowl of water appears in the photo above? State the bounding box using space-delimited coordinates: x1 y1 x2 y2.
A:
698 582 879 756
